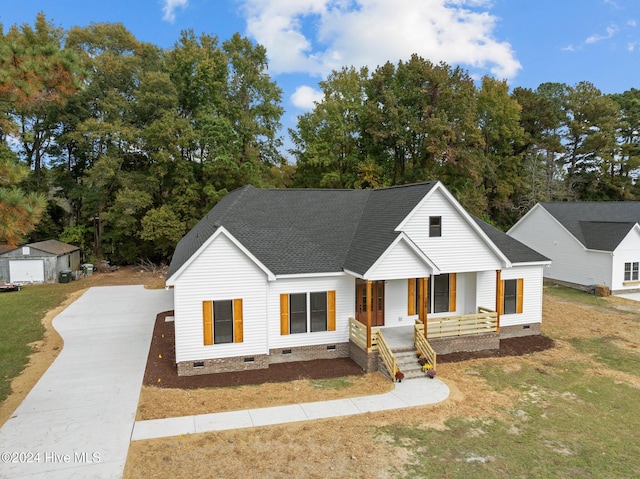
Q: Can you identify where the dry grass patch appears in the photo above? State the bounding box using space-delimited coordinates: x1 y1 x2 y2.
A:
137 373 393 420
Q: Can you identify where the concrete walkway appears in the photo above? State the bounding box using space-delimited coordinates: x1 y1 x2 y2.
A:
132 377 450 441
0 285 173 479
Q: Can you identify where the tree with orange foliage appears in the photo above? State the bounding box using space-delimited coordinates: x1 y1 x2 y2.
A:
0 145 45 246
0 13 81 183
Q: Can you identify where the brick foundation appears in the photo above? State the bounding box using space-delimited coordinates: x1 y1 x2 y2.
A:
499 323 541 339
177 342 350 376
268 342 349 364
348 340 379 372
429 333 499 355
177 354 269 376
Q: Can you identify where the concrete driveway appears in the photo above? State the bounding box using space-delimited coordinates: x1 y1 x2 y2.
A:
617 292 640 301
0 285 173 479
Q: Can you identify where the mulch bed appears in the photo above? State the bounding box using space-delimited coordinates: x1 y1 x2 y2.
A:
437 334 555 363
143 311 555 389
143 311 365 389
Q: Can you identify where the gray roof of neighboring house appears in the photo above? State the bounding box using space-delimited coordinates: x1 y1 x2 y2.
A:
472 217 550 264
540 202 640 251
167 183 546 279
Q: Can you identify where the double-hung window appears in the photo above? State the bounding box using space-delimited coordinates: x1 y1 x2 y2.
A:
202 299 243 345
624 262 639 281
409 274 456 318
281 291 336 334
502 279 524 315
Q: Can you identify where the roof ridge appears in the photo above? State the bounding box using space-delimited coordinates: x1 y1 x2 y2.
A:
213 185 257 226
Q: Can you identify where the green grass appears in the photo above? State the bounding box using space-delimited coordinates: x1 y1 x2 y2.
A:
376 292 640 479
380 357 640 478
544 283 607 307
0 282 82 403
309 376 354 390
571 337 640 377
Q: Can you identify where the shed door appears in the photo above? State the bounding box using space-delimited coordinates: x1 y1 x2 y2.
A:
10 260 45 282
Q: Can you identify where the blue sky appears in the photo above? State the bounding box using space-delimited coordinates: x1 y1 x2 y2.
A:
2 0 639 146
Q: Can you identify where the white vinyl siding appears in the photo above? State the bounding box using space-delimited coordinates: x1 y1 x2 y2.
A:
365 238 434 280
476 270 498 312
509 206 612 287
384 279 417 327
384 272 483 328
402 188 502 272
172 233 268 363
500 265 544 327
269 275 354 349
612 227 640 291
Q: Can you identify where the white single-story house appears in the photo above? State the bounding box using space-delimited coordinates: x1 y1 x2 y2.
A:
166 182 550 376
508 201 640 295
0 240 81 284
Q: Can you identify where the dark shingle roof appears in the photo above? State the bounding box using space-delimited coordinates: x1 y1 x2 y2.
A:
541 202 640 251
343 182 437 272
473 217 549 264
168 185 370 277
27 240 79 255
167 183 545 279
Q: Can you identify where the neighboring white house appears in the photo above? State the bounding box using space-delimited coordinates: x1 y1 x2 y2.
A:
0 240 81 284
508 202 640 294
166 182 550 376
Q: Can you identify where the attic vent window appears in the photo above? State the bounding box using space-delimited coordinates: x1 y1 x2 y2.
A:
429 216 442 237
22 247 30 255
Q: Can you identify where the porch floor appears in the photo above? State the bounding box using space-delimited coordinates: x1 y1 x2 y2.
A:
379 325 415 352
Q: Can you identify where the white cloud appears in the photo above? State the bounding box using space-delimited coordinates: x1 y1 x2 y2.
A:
585 25 618 44
162 0 189 23
239 0 521 80
628 19 637 27
291 85 324 109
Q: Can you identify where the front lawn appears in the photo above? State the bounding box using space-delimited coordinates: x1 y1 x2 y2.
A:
0 282 80 403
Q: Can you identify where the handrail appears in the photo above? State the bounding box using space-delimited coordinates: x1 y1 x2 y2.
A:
414 324 437 370
348 317 380 351
376 330 398 381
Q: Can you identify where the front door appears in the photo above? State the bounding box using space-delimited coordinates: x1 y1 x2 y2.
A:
356 281 385 326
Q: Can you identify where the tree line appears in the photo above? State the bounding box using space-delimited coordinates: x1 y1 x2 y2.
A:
291 60 640 226
1 14 639 264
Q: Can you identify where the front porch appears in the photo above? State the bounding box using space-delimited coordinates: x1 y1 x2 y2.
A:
348 307 500 381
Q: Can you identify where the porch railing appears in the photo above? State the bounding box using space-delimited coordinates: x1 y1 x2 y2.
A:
422 307 498 339
376 330 398 381
414 325 437 370
348 317 379 351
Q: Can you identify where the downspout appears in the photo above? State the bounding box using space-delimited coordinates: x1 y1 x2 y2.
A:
496 269 502 333
366 280 372 350
423 277 429 340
